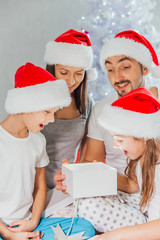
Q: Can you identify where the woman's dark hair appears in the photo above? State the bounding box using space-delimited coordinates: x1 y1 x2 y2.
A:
46 64 87 115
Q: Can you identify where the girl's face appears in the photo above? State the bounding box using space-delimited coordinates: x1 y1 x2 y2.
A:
23 107 59 134
112 134 147 160
55 64 85 94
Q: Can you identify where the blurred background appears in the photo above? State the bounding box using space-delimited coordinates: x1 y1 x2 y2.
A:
0 0 160 121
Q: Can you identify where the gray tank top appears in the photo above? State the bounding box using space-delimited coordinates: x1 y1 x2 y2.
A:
41 95 94 189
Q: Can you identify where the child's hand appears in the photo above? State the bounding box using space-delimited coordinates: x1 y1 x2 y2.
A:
8 219 38 232
8 230 43 240
54 158 69 194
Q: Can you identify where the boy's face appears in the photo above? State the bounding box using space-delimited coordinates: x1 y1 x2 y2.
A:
23 107 59 134
112 134 146 160
105 55 148 98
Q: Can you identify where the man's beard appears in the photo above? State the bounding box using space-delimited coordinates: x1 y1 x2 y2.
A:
115 77 144 97
114 80 132 97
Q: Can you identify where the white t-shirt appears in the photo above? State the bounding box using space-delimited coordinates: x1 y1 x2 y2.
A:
88 93 127 175
136 160 160 221
0 126 49 225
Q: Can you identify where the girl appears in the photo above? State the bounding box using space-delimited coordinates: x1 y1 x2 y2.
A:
42 29 97 189
96 87 160 239
0 62 95 240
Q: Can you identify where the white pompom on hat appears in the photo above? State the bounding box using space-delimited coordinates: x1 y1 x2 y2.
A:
5 62 71 114
100 30 160 79
44 29 97 81
98 88 160 139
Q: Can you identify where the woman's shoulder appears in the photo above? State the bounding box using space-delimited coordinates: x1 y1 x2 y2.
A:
87 94 95 107
91 92 118 116
85 94 95 119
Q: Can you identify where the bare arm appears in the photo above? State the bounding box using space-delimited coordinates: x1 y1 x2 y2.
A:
117 175 139 193
149 87 158 98
0 221 42 240
0 221 11 239
9 167 47 232
96 219 160 240
80 137 105 163
31 167 47 227
78 121 89 163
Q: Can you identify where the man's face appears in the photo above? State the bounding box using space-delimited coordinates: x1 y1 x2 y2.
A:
105 55 148 97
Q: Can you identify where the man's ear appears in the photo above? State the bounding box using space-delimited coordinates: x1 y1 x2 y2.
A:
142 67 149 76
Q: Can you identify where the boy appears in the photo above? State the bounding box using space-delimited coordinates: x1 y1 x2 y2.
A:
0 62 95 239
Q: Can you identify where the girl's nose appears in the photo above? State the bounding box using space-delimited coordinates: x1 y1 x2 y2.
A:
113 139 120 149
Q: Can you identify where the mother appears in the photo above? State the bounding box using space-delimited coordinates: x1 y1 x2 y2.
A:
42 29 97 189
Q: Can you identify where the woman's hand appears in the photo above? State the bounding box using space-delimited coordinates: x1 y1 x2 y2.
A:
54 158 70 194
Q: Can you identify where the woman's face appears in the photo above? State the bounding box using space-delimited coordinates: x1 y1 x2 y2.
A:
112 134 147 160
55 64 85 94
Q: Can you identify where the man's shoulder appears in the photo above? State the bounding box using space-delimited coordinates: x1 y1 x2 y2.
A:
94 92 118 111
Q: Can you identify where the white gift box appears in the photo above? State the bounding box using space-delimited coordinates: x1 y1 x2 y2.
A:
62 162 117 198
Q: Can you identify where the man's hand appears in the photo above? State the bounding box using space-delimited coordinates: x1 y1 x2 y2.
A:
54 159 69 194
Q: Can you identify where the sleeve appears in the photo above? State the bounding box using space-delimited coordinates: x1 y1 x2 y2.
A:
86 95 95 121
36 134 49 168
87 103 105 141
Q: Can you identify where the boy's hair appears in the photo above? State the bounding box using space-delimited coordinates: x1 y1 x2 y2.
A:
46 64 87 115
125 138 160 211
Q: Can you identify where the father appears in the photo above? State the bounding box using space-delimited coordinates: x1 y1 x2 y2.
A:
55 30 160 232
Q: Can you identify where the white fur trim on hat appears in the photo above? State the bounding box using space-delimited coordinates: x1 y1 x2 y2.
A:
151 64 160 78
5 80 71 114
100 38 153 73
44 41 93 70
98 104 160 139
86 68 98 81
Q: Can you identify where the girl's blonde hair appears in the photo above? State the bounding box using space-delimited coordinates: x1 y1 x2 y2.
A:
125 138 160 212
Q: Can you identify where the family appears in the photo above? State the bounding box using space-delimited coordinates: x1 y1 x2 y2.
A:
0 28 160 240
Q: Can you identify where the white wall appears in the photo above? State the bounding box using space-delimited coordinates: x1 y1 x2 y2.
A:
0 0 86 121
0 0 160 121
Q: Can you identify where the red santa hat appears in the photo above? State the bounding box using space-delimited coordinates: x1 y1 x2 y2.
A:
100 30 160 79
5 62 71 114
44 29 97 81
98 88 160 139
